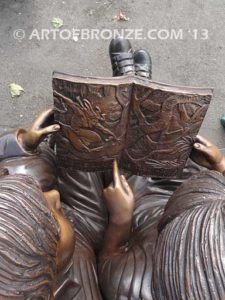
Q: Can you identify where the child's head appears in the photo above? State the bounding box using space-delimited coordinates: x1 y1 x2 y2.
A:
0 174 75 299
153 170 225 299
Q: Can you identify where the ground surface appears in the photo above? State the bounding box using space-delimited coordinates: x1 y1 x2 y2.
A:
0 0 225 146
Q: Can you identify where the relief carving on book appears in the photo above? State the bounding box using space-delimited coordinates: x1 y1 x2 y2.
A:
123 85 211 176
54 80 131 170
53 73 212 177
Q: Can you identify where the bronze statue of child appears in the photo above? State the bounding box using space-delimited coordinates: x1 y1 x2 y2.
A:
0 108 133 299
0 37 224 299
0 105 225 300
0 109 76 299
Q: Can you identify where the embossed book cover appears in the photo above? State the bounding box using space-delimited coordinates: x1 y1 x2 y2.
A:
53 72 212 177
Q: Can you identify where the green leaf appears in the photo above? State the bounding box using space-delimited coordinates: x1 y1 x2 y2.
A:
9 83 24 98
52 17 64 29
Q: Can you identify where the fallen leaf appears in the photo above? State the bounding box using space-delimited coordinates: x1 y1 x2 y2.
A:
52 17 64 29
9 83 24 98
113 10 130 21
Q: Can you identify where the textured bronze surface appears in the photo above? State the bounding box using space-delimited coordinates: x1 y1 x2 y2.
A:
152 170 225 299
53 72 213 177
0 110 222 299
0 174 60 299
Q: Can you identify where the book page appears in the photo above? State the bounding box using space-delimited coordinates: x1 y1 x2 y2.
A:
121 78 213 177
53 73 131 171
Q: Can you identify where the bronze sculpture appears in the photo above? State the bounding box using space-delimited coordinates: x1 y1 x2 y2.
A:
53 73 212 177
0 37 222 300
0 174 60 299
0 173 76 299
0 108 59 191
0 110 77 299
0 108 113 299
153 170 225 299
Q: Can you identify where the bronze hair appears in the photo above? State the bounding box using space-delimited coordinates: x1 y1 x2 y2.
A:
0 174 60 299
153 171 225 299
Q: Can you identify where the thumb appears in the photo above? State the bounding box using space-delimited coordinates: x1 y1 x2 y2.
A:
193 143 214 161
37 124 60 137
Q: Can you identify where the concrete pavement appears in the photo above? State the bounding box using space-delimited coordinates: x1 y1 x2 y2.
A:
0 0 225 146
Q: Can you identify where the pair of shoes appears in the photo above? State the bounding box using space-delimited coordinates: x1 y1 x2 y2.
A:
109 37 152 79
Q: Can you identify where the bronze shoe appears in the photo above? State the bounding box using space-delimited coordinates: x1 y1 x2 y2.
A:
134 49 152 79
109 37 134 76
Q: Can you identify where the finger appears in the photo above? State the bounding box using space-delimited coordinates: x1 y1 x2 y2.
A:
103 185 114 198
193 142 207 152
195 135 211 147
103 187 113 194
193 142 214 161
38 124 60 137
104 183 113 192
113 160 121 188
193 142 202 150
191 151 211 169
120 175 132 195
31 108 55 130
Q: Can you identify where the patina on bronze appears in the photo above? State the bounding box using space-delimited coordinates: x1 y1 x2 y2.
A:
53 72 213 177
0 101 223 300
0 109 76 299
0 36 221 299
153 170 225 299
98 136 225 300
0 174 59 299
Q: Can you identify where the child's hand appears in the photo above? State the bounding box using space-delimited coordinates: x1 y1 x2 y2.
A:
18 108 60 151
103 160 134 225
191 135 225 173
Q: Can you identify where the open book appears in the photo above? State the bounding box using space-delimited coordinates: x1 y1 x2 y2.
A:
53 72 213 178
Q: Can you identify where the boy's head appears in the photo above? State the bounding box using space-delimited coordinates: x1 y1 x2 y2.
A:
0 174 74 299
153 170 225 299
